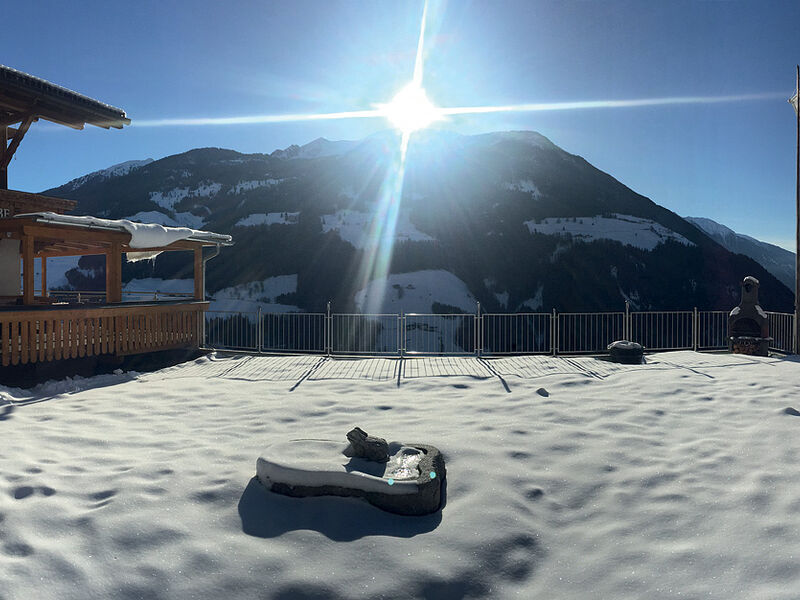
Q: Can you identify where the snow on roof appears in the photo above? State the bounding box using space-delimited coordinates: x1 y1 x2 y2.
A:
16 212 232 248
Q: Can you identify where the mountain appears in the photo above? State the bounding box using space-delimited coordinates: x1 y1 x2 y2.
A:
686 216 796 291
43 130 794 314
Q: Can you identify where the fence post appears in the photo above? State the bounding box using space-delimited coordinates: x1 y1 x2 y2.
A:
326 301 331 356
257 306 263 353
552 308 558 356
400 310 405 358
625 301 630 340
476 302 481 357
693 307 698 352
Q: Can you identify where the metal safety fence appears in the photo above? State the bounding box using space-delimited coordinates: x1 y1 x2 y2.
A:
203 303 796 357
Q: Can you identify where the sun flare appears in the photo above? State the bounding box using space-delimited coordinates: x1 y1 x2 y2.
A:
379 83 441 134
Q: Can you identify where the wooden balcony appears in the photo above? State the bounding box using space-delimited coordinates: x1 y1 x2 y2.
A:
0 301 207 367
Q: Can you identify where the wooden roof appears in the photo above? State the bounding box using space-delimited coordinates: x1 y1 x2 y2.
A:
0 65 130 130
0 188 76 215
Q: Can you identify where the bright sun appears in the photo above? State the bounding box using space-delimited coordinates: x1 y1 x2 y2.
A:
380 83 440 134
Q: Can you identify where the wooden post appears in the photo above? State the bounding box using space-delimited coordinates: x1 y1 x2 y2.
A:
22 235 34 304
106 243 122 303
41 256 47 297
194 247 204 300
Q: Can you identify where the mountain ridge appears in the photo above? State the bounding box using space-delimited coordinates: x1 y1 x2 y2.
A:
686 216 796 291
42 130 794 314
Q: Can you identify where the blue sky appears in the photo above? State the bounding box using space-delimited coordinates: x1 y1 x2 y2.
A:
5 0 800 248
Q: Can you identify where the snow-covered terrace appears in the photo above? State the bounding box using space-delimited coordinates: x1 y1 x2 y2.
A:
2 350 800 599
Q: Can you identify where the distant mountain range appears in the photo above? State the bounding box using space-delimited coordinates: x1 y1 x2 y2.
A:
43 130 795 314
685 216 795 291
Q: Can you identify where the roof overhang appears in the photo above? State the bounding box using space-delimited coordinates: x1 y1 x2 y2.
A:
0 65 130 130
0 188 76 216
0 213 232 258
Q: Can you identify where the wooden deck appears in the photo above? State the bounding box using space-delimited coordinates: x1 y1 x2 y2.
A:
0 301 207 367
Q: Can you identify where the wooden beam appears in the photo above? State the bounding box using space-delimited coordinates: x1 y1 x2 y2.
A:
37 241 99 253
22 224 131 245
0 111 31 128
1 114 36 170
106 242 122 303
194 247 204 300
38 249 108 258
22 234 34 305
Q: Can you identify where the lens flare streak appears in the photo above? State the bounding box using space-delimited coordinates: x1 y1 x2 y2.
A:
357 131 411 314
133 93 782 128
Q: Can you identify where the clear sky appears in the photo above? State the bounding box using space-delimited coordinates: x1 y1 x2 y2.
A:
4 0 800 249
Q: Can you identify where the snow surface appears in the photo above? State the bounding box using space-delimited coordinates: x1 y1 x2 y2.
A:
355 269 476 314
3 351 800 599
26 212 228 249
210 275 300 314
235 213 299 227
232 179 284 194
65 159 153 190
519 284 545 311
150 182 222 211
478 130 552 149
525 214 694 251
321 210 434 249
125 211 206 229
504 179 542 198
686 216 735 239
258 440 419 495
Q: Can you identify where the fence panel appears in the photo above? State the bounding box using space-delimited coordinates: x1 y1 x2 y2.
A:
557 312 626 354
202 308 795 356
404 314 476 355
331 314 400 355
630 311 693 351
261 312 326 354
481 313 552 355
767 312 794 353
205 311 259 351
697 311 728 350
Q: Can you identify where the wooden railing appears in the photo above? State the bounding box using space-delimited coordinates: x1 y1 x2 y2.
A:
0 302 207 367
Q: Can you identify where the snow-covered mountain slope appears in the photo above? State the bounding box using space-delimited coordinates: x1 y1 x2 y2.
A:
686 216 795 290
65 159 153 191
526 214 694 251
321 210 434 249
236 212 299 227
43 131 795 313
271 137 358 160
210 275 301 314
355 270 477 314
